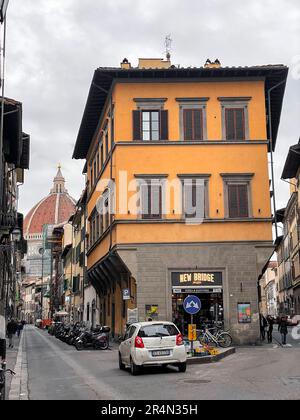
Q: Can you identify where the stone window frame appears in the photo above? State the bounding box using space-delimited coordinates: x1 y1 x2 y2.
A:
176 98 209 141
177 174 211 220
221 173 254 219
218 97 251 141
133 98 167 111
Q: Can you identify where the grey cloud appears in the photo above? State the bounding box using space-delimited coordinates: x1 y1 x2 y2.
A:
4 0 300 218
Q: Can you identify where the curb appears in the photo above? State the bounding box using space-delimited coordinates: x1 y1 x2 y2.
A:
187 347 236 365
8 329 29 400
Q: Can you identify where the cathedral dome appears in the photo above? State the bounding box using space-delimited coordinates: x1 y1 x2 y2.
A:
24 166 76 238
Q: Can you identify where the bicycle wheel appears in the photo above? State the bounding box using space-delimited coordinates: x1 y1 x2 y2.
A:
217 332 232 348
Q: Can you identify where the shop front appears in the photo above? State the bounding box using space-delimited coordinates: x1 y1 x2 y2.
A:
171 271 224 335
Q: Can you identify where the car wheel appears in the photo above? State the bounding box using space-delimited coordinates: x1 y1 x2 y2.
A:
130 358 140 376
119 353 126 370
178 362 187 373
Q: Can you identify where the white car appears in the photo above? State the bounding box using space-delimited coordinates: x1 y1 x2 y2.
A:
118 321 187 375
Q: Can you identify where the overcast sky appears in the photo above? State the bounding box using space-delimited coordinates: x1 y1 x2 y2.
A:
5 0 300 219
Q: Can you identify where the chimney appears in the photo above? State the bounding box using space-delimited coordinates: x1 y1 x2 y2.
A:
204 58 221 69
138 57 171 69
121 58 131 69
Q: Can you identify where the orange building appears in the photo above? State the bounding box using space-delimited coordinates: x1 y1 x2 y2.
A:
73 57 288 344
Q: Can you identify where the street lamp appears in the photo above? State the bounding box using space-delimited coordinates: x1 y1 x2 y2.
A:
0 0 9 24
11 227 21 243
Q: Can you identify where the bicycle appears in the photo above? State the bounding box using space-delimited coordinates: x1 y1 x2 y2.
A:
196 324 233 348
0 360 16 400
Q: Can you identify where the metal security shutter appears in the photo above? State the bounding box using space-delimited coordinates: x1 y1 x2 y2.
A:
133 110 142 140
160 110 168 140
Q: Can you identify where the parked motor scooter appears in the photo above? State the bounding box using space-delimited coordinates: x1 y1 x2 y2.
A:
75 326 110 351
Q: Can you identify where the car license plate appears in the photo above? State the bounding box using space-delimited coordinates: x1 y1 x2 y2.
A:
152 350 170 357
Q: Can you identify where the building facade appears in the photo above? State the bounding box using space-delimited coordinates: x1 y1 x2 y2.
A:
277 139 300 316
259 261 278 317
0 97 29 357
73 57 288 344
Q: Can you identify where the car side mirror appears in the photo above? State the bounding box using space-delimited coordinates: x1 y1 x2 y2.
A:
118 335 125 342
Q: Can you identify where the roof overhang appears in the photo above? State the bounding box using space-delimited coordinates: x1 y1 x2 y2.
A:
73 65 288 159
281 143 300 179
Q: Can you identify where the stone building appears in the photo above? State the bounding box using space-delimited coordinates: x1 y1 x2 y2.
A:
73 56 288 344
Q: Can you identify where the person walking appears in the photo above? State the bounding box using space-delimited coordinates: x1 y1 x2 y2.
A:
278 315 289 345
267 315 274 343
16 321 24 338
6 319 18 348
260 314 268 341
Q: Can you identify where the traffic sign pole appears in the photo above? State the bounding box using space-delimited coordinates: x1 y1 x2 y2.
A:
191 314 194 355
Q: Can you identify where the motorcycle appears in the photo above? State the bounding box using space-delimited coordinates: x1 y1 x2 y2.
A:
75 325 110 351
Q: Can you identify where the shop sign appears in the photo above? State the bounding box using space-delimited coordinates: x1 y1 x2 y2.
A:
173 287 222 294
122 288 130 300
172 271 222 288
238 303 251 323
188 324 197 341
145 305 158 320
127 308 138 324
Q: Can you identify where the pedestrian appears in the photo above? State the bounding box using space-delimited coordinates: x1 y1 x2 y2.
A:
278 315 289 345
266 315 274 343
16 321 24 338
259 314 268 341
6 319 18 348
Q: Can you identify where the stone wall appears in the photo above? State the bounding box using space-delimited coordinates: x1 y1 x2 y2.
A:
119 241 273 345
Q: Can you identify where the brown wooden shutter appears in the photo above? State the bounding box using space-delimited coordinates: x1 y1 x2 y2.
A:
225 109 235 140
228 184 249 217
235 109 245 140
183 109 193 140
160 110 168 140
133 110 142 140
228 184 239 218
194 109 203 140
238 184 249 217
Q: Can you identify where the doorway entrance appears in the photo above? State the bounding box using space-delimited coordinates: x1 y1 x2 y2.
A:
172 291 223 335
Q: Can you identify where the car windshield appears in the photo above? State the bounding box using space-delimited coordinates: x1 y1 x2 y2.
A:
138 324 179 338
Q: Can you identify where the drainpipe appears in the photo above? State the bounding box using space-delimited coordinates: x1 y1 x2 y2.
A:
0 17 7 210
267 80 286 240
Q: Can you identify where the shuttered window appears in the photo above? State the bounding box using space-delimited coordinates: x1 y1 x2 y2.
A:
225 108 245 140
183 179 207 218
183 109 203 141
133 110 168 141
140 180 163 219
228 184 249 218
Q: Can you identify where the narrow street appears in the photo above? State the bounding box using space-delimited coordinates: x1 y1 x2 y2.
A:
6 326 300 400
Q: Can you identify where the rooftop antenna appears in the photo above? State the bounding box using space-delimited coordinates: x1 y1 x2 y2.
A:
164 34 172 60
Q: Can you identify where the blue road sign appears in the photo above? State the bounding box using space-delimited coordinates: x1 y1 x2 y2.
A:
183 295 202 315
122 288 130 300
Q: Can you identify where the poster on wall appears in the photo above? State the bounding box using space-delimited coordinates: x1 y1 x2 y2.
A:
238 303 251 323
127 308 138 324
145 305 158 320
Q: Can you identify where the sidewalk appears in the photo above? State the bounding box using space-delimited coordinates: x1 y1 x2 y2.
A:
4 333 21 399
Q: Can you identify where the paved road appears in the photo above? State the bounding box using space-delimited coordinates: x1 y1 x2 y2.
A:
13 325 300 400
